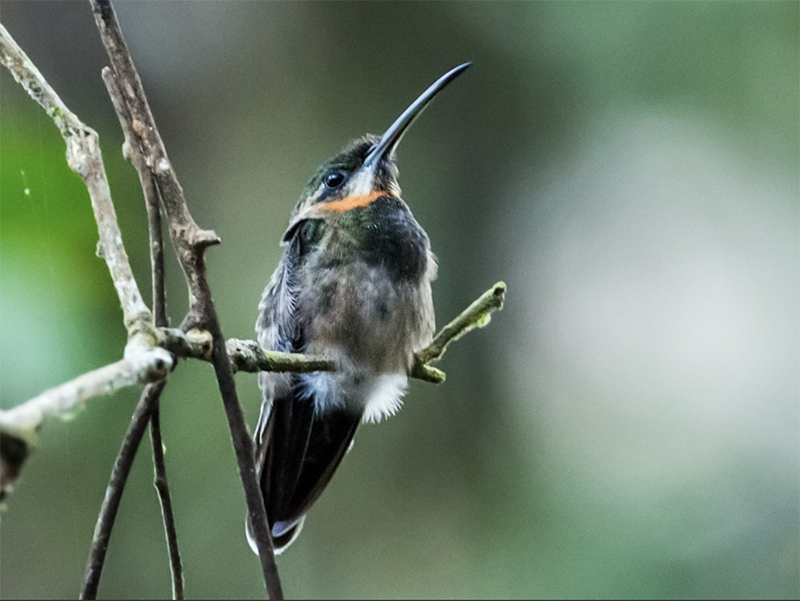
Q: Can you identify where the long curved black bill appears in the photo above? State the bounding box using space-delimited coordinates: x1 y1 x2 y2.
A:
362 62 471 170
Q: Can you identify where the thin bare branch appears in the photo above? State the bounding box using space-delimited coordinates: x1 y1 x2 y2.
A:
101 67 167 328
149 408 184 600
143 112 184 601
104 63 184 599
0 23 155 343
415 281 507 366
80 381 166 600
226 340 334 374
0 348 172 441
91 1 219 326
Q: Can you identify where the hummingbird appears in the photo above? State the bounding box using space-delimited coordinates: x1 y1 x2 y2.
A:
248 63 470 554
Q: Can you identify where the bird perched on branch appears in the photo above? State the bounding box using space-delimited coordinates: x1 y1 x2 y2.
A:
248 63 471 554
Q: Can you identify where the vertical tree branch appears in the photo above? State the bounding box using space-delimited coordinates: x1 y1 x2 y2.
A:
146 183 168 327
91 2 283 598
144 132 184 601
103 63 185 599
149 407 184 600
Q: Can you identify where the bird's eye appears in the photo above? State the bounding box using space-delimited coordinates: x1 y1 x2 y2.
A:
323 170 347 190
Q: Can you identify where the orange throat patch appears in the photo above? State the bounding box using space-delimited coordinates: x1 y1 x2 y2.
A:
315 189 385 214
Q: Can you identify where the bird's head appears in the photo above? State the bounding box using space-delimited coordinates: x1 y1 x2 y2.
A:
283 62 471 243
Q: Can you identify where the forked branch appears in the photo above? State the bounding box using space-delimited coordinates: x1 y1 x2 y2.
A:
0 23 156 345
90 1 281 598
0 19 171 456
0 5 506 601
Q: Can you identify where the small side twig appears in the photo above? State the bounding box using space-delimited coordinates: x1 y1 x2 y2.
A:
414 281 506 366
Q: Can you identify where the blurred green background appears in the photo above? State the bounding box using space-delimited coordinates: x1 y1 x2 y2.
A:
1 1 797 599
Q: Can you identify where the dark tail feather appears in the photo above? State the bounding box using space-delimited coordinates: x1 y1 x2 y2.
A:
262 387 316 519
286 408 361 520
250 385 362 554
